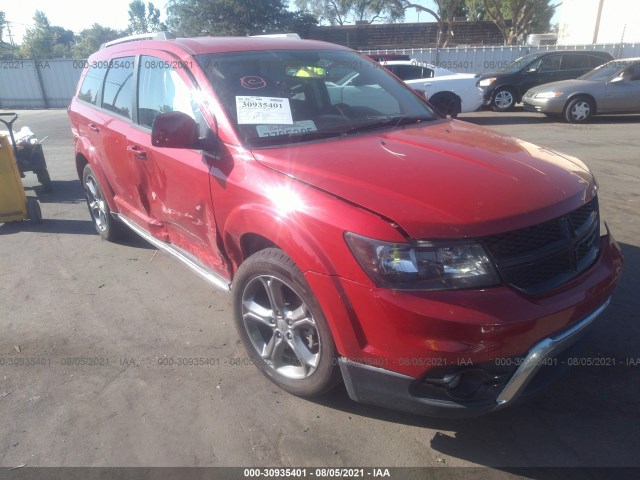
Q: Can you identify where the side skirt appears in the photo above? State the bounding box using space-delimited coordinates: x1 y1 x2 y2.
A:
115 214 231 293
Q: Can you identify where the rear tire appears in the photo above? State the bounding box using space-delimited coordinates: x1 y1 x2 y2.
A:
564 96 594 123
82 164 127 241
232 248 341 397
430 93 461 118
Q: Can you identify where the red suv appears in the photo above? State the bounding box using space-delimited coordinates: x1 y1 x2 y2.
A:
68 33 623 417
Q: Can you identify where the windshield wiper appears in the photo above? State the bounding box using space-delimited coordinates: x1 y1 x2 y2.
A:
250 130 343 147
342 114 436 134
248 115 435 148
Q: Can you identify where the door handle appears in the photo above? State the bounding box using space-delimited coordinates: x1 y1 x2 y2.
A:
127 145 147 160
88 123 99 133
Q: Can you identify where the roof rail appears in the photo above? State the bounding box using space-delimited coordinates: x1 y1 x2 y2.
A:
250 33 301 39
100 31 176 49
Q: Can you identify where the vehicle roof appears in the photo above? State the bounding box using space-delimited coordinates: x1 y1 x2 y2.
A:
604 56 640 62
102 36 351 56
531 50 613 57
383 60 436 67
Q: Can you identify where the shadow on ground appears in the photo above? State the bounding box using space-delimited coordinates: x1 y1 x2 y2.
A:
463 108 640 127
24 179 86 204
311 242 639 472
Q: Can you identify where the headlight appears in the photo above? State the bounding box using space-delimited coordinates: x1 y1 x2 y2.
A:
345 232 500 291
478 78 496 87
533 91 563 99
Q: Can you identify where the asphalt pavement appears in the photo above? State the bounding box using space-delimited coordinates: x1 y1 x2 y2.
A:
1 108 639 475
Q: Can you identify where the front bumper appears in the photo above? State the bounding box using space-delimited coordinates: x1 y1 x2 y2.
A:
522 96 567 114
305 232 623 417
339 299 609 418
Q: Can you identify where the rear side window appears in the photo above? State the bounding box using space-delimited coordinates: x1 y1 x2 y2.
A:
137 56 198 128
589 55 609 68
78 63 107 105
102 57 134 119
389 65 433 80
561 54 590 70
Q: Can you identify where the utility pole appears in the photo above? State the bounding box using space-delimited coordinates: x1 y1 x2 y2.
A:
592 0 605 44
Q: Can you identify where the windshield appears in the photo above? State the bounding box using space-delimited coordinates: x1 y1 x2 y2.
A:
196 49 438 148
579 60 628 81
499 53 541 73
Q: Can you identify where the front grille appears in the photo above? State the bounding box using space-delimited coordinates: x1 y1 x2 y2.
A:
482 197 600 295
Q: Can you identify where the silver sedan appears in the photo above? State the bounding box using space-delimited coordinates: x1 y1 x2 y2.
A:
523 58 640 122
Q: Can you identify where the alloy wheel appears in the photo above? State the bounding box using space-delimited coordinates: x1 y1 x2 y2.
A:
84 173 108 232
241 275 320 380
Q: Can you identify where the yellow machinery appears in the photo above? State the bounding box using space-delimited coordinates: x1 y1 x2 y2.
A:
0 133 42 224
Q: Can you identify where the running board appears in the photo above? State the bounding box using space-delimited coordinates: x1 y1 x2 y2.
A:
116 214 231 293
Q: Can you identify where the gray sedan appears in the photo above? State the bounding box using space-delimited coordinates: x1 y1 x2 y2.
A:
523 58 640 122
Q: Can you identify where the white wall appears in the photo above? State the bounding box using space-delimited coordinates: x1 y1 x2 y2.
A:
558 0 640 44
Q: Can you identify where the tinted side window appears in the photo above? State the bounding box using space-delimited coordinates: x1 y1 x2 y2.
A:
78 63 107 105
538 55 562 72
561 54 590 70
589 55 609 68
102 57 134 119
138 56 198 128
391 65 425 80
625 63 640 81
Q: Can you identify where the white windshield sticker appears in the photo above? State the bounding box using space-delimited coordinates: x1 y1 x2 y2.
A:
236 96 293 125
256 120 318 138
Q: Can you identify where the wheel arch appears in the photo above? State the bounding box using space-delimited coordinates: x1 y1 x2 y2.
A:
75 140 118 213
222 204 342 280
493 84 520 102
565 93 598 115
429 90 461 103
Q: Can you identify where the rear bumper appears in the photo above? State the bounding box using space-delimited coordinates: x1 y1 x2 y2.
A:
339 299 610 418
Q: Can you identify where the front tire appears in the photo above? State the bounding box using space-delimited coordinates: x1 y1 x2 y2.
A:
492 87 517 112
26 197 42 224
564 96 594 123
232 248 341 397
82 164 127 241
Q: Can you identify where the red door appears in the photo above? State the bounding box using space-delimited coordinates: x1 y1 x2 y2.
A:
127 53 227 275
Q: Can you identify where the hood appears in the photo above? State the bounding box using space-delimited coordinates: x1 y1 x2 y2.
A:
527 79 595 94
252 120 596 239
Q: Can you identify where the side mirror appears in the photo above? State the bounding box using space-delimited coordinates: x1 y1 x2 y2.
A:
152 111 199 149
610 75 625 84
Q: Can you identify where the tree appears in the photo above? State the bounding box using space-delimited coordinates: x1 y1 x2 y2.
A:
390 1 451 46
72 24 123 58
467 0 558 45
295 0 404 25
167 0 316 37
278 10 319 37
20 10 54 58
0 11 6 43
19 11 76 58
128 0 166 34
434 0 468 46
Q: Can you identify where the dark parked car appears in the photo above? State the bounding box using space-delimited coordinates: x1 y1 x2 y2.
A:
523 58 640 122
478 50 614 111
